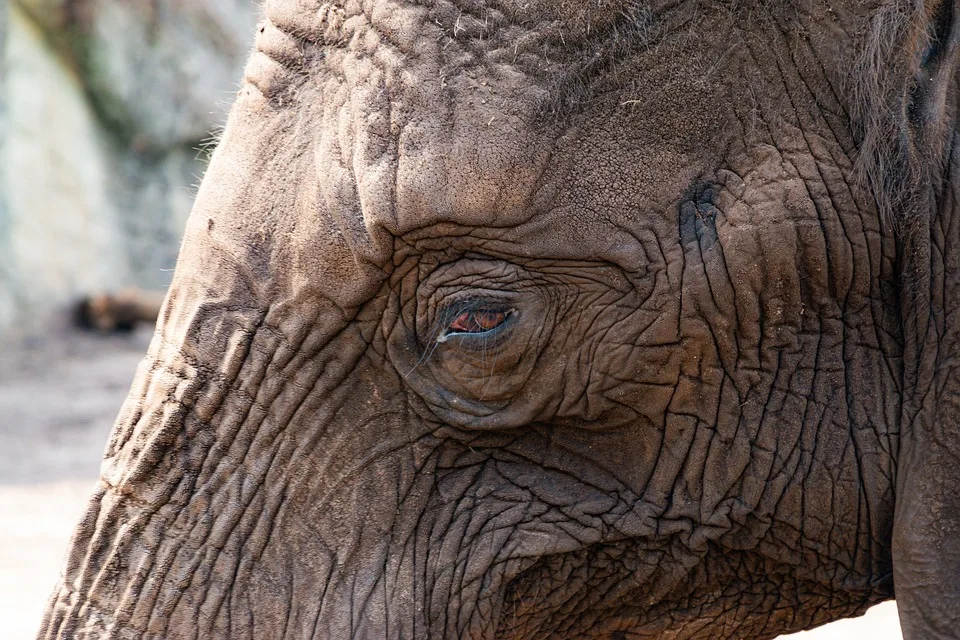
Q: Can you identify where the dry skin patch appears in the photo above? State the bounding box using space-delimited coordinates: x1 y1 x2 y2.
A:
0 329 901 639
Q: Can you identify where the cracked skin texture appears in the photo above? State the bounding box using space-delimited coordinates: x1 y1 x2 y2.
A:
36 0 960 638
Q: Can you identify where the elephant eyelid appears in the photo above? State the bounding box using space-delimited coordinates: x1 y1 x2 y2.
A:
434 306 516 344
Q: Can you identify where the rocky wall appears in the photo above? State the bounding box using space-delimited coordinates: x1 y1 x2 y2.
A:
0 0 258 342
0 0 13 333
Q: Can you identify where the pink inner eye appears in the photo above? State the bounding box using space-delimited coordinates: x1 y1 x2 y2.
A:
448 310 508 334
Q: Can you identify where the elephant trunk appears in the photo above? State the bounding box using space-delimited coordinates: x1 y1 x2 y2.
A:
37 255 522 639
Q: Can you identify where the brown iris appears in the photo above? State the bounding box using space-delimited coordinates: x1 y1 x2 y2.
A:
448 309 508 334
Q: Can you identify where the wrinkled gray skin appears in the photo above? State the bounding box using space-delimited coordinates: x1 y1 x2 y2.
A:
37 0 960 638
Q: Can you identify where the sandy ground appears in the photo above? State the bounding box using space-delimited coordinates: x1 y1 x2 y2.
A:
0 328 901 639
0 327 152 640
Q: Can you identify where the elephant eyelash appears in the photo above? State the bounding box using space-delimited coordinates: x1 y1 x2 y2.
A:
436 308 516 343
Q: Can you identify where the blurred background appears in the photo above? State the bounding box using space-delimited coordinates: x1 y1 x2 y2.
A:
0 0 900 638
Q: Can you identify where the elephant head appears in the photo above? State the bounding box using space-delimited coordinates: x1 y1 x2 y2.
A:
39 0 960 638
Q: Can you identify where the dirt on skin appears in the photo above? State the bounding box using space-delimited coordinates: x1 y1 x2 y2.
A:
0 328 901 639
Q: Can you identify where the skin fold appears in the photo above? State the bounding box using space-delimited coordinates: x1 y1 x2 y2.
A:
36 0 960 638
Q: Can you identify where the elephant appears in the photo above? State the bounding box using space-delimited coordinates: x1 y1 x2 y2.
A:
36 0 960 638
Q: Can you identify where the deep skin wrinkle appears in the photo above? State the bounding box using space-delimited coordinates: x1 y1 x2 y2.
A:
37 0 960 638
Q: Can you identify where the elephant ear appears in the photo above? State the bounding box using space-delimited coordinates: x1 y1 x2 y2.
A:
907 0 960 147
877 4 960 639
854 0 960 229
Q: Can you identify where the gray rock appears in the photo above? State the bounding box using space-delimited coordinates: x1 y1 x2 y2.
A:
3 4 128 331
16 0 257 150
0 0 13 332
0 0 260 341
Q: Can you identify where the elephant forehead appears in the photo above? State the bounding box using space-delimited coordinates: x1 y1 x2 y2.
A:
263 0 643 42
307 11 730 261
250 0 869 275
258 0 730 240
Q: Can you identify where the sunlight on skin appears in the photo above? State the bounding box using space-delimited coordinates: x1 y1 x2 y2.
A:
0 477 903 640
0 481 903 640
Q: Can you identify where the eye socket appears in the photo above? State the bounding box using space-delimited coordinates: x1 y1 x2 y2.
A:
448 309 509 334
435 307 514 344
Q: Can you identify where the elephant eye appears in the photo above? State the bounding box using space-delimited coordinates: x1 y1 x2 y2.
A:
448 309 509 334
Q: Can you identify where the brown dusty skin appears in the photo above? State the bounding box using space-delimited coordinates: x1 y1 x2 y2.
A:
32 0 960 638
0 331 898 639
